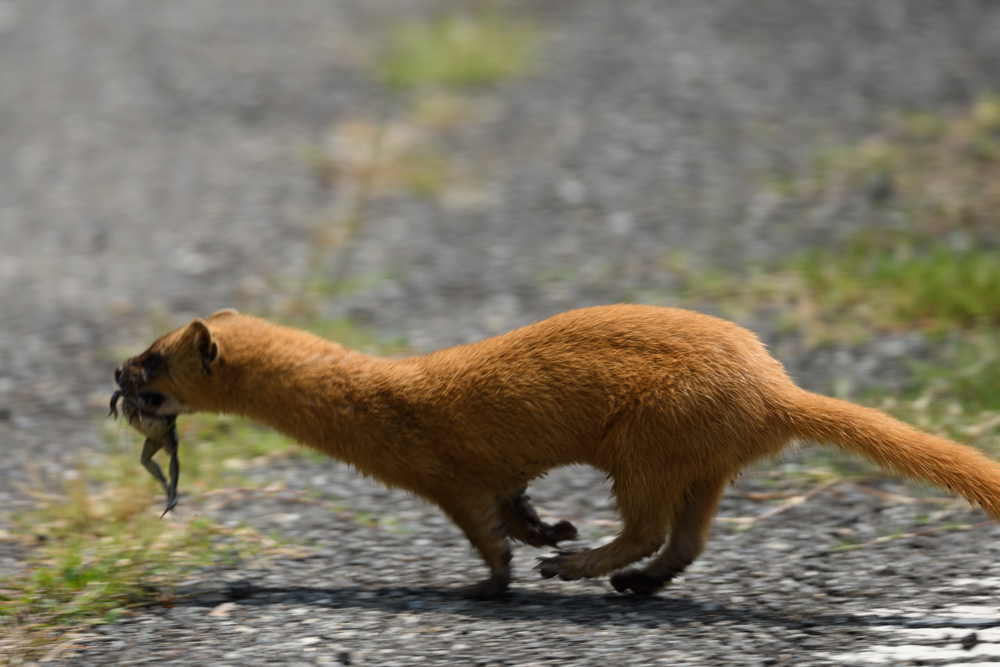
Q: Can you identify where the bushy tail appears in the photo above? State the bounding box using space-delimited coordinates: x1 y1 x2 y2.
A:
786 389 1000 520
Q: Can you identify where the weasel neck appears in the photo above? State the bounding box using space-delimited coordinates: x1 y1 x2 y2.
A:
204 320 413 460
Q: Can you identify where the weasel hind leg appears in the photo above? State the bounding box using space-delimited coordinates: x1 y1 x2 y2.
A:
435 488 578 600
536 480 671 581
610 476 729 595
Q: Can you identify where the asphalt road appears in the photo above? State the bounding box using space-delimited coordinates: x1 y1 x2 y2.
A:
3 1 1000 664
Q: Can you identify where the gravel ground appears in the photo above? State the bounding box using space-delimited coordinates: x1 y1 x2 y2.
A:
3 0 1000 664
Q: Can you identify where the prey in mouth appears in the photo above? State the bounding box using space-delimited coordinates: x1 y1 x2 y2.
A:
111 355 188 516
112 320 216 516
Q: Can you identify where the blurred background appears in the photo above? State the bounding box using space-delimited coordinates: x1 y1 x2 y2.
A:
3 0 1000 649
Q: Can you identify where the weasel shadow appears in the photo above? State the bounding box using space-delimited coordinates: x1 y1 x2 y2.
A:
169 579 918 632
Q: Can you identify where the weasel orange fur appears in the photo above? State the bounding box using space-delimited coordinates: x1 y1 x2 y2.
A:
113 305 1000 599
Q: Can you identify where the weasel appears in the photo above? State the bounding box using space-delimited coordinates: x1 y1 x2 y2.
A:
113 305 1000 599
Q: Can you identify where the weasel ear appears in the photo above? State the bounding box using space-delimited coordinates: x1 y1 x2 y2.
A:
210 308 239 318
188 318 220 375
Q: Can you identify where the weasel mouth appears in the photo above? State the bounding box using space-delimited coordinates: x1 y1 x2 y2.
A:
137 392 166 414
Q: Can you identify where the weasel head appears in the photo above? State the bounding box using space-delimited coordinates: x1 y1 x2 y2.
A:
114 314 229 418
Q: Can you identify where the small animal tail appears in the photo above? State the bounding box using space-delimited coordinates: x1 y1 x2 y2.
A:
784 389 1000 521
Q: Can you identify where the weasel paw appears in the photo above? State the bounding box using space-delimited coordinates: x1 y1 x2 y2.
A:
548 520 578 543
610 569 665 596
525 519 579 547
460 572 511 601
535 549 590 581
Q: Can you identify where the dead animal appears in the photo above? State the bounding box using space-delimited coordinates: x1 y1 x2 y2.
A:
110 389 180 517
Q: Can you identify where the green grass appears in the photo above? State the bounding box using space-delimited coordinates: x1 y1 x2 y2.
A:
303 121 453 199
792 238 1000 333
678 240 1000 347
678 94 1000 343
304 7 541 304
0 448 278 661
794 95 1000 331
0 439 295 662
169 415 323 488
905 330 1000 413
375 9 538 90
805 94 1000 239
676 233 1000 342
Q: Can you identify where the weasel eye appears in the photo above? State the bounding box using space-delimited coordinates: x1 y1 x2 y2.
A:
143 353 163 375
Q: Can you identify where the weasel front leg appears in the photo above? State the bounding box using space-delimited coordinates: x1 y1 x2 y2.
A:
500 489 578 547
434 491 513 600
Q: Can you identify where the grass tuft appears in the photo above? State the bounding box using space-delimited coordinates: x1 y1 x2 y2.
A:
802 93 1000 244
679 94 1000 343
308 119 453 198
0 450 269 661
904 329 1000 414
375 10 537 90
791 237 1000 334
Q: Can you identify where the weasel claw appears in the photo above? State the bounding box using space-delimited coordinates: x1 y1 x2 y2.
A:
535 549 589 581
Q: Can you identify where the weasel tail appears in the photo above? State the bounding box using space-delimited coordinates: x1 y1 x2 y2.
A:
784 390 1000 519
